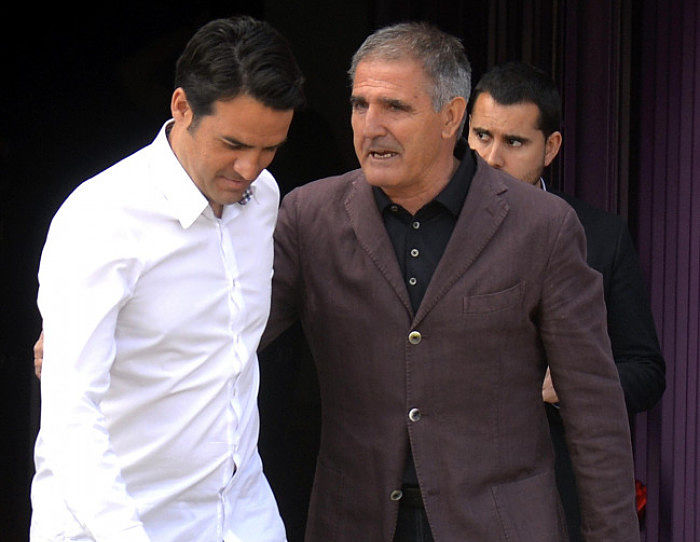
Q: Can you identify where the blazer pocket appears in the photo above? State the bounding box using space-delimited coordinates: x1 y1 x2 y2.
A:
464 282 523 314
491 470 567 542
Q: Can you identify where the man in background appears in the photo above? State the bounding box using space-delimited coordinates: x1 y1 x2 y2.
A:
467 61 665 541
31 16 303 541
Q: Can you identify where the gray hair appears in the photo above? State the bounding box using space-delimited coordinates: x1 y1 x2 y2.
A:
348 22 472 113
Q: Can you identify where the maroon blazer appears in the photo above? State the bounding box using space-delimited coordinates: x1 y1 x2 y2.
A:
263 155 639 542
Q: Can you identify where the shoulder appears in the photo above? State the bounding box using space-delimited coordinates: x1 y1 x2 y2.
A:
54 164 134 224
549 191 629 255
291 169 363 196
472 156 575 226
281 169 364 213
47 145 159 246
552 192 625 231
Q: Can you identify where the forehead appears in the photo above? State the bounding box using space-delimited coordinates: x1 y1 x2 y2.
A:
206 94 293 145
352 57 432 100
471 93 541 134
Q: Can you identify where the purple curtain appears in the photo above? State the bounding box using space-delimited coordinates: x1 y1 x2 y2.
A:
633 1 700 540
558 0 631 216
499 0 700 538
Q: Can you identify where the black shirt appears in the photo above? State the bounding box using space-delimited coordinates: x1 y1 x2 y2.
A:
373 139 476 486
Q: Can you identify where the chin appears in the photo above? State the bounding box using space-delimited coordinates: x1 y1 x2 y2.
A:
362 168 398 189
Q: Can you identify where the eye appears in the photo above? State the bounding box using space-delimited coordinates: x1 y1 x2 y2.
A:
473 130 490 142
350 99 367 112
222 140 244 150
507 138 523 147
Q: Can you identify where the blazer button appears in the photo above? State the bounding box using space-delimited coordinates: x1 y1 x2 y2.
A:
390 489 403 501
408 408 421 422
408 331 422 344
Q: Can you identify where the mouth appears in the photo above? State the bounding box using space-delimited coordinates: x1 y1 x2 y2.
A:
220 175 250 187
367 148 400 161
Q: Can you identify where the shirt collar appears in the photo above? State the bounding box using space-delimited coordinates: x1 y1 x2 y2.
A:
152 121 257 229
372 137 475 217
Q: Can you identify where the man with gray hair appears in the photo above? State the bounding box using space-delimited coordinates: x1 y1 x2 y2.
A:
261 22 639 541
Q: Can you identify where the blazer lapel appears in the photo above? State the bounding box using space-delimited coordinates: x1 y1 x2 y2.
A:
344 170 413 314
414 160 510 325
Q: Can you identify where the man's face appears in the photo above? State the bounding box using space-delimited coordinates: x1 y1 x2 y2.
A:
171 90 293 216
467 92 561 186
350 57 454 201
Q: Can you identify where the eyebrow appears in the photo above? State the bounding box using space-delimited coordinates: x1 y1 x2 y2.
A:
383 97 412 111
349 95 413 112
471 126 530 144
504 134 530 144
221 136 288 151
471 126 491 135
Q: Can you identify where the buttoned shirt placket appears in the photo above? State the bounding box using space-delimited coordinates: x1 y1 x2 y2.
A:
210 192 253 539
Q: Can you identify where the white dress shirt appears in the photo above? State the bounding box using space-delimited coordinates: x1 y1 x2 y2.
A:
31 122 286 542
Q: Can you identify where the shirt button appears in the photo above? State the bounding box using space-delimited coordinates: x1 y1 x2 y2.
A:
390 489 403 501
412 221 420 229
410 249 419 257
408 331 422 344
408 277 417 286
390 205 399 212
409 408 422 422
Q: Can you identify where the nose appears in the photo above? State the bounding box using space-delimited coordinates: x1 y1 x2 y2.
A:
483 142 505 169
234 150 264 181
358 105 386 138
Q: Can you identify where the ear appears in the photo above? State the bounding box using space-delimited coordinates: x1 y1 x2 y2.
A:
544 131 562 166
171 87 194 127
441 96 468 139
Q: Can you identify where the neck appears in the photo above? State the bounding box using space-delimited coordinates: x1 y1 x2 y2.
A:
385 155 460 215
167 121 223 218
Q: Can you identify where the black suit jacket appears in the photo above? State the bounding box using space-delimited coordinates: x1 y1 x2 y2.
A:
547 191 665 541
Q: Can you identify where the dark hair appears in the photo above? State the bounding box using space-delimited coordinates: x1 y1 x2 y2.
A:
174 16 305 120
470 62 561 137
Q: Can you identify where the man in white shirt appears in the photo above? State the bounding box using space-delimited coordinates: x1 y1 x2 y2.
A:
30 16 304 542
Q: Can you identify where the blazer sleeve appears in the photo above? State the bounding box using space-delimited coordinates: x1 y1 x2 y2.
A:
605 223 665 413
260 187 303 350
539 207 639 542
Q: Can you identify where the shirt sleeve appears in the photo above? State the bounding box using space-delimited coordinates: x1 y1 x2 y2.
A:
538 208 639 542
37 189 150 542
